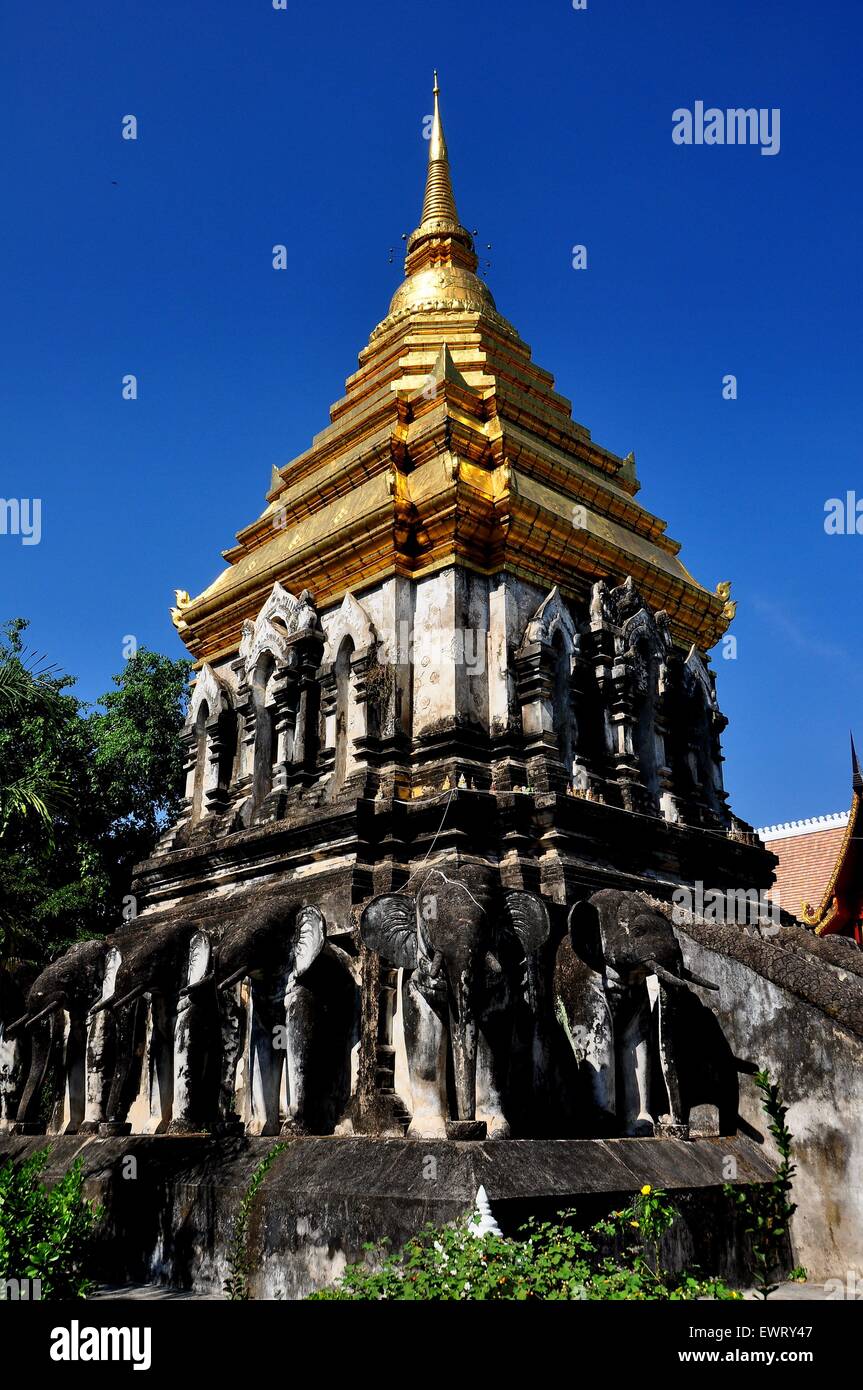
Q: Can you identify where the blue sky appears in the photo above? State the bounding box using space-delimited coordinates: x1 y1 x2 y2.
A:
1 0 860 828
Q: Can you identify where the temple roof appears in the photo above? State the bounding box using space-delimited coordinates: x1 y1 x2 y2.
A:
173 77 734 665
758 740 863 939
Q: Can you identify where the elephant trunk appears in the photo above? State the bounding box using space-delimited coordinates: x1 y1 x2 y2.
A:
449 973 478 1122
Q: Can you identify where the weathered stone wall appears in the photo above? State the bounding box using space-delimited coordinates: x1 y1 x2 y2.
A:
677 924 863 1282
0 1133 778 1298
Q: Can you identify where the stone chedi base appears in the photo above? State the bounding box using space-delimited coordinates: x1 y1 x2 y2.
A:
0 1133 780 1298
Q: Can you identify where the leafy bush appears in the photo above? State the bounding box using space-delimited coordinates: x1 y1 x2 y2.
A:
311 1186 743 1301
0 1149 100 1299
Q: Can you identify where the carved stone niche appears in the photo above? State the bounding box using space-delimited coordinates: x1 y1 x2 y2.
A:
514 587 588 795
318 592 380 800
230 583 325 827
180 663 237 833
588 576 676 819
676 645 730 830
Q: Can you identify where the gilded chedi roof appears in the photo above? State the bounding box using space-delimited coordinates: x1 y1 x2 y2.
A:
174 76 733 665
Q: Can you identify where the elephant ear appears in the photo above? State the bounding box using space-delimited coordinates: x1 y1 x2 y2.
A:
567 899 605 974
360 895 418 971
101 947 122 1003
187 932 211 987
503 892 551 956
293 906 326 979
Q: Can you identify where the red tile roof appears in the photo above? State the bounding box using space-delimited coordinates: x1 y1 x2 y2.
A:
758 816 848 920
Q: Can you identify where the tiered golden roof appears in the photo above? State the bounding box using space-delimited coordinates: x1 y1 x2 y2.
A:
176 77 732 664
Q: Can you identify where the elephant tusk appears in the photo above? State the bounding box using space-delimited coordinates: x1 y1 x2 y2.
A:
179 972 215 998
485 951 502 974
683 968 719 992
647 960 719 992
23 1002 60 1031
218 967 246 992
109 985 145 1012
427 952 444 980
4 1013 30 1038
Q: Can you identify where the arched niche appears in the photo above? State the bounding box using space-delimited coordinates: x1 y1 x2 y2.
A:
234 584 324 812
515 587 581 789
185 664 237 823
192 699 210 823
320 593 378 794
251 652 277 808
332 636 355 794
682 646 727 823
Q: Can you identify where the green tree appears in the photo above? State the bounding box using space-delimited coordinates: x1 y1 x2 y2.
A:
0 619 191 967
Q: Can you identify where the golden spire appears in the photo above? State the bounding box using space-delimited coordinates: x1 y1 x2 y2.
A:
387 73 494 320
420 71 459 228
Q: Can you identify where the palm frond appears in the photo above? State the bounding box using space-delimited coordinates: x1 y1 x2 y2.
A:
0 772 69 838
0 657 31 712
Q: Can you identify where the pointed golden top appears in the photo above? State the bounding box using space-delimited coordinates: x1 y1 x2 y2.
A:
419 71 460 231
387 74 494 321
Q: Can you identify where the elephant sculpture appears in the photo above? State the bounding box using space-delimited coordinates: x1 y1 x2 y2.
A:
0 963 35 1131
90 919 210 1133
5 940 107 1133
182 900 357 1136
554 888 718 1137
361 861 550 1139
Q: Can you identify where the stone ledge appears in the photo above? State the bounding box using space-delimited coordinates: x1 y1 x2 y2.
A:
0 1134 776 1298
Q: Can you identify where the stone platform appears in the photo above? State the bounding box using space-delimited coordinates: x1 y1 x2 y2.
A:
0 1134 777 1298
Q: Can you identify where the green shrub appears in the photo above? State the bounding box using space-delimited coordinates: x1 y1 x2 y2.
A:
0 1148 100 1299
724 1069 797 1298
310 1187 743 1301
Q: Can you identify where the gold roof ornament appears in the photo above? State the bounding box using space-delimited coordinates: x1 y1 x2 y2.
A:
715 581 736 623
170 589 191 631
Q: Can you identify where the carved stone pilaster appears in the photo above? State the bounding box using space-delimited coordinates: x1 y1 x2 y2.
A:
514 640 569 793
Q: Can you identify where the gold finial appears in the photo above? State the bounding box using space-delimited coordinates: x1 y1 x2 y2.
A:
421 71 458 227
388 73 492 319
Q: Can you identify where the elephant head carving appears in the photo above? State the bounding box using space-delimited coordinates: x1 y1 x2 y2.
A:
193 901 354 1138
206 902 327 994
90 920 202 1017
568 889 717 994
361 863 550 1128
6 940 107 1037
557 889 718 1137
4 940 108 1133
